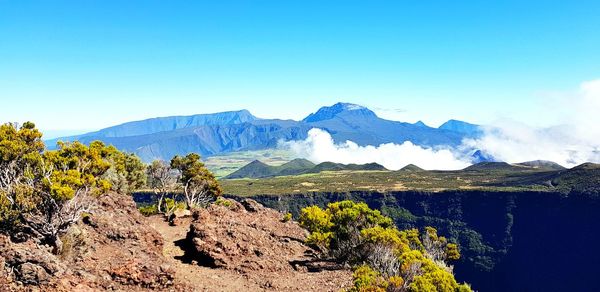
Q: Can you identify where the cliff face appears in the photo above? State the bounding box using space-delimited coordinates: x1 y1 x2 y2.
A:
233 191 600 292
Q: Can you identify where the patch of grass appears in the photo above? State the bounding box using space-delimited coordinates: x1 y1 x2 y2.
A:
203 149 298 178
138 204 158 216
219 168 563 196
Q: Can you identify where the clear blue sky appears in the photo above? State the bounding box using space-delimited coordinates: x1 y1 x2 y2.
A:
1 0 599 137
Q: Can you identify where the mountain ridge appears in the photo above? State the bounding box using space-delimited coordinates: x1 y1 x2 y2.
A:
224 159 387 179
47 103 480 162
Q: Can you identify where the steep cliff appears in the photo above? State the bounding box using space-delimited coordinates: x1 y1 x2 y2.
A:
229 191 600 291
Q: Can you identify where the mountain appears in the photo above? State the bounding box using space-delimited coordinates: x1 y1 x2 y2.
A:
63 110 257 139
439 119 482 136
48 102 479 162
302 102 377 123
302 102 470 147
224 159 387 179
399 164 424 172
305 162 387 173
463 162 523 172
515 160 566 171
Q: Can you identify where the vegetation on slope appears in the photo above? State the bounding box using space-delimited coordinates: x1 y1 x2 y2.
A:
0 122 146 254
225 158 387 179
220 161 599 196
299 200 471 291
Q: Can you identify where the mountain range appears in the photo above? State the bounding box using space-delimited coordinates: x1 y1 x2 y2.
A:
47 102 481 162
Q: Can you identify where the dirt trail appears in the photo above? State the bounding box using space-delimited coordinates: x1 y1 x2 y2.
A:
146 200 353 292
147 216 262 291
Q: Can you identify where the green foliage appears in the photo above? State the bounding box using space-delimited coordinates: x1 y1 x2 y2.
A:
163 198 186 212
138 204 158 216
300 200 394 260
171 153 222 208
349 265 388 292
102 146 147 194
43 141 113 200
215 197 234 208
299 201 471 292
282 212 292 222
0 122 147 253
146 159 179 214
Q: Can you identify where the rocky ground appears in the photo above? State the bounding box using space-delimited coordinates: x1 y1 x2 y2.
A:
147 198 352 291
0 195 352 291
0 193 181 291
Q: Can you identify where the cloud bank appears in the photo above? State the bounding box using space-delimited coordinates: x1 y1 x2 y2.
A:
283 79 600 170
282 128 471 170
464 79 600 168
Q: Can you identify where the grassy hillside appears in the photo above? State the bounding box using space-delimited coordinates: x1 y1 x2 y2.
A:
220 162 600 196
203 149 298 178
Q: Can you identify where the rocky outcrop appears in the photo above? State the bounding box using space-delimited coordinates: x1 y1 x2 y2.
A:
0 193 181 291
184 198 352 291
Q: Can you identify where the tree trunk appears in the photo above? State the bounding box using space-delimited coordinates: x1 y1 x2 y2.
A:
157 194 164 213
51 235 63 255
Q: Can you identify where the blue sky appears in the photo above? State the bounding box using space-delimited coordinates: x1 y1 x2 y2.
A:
1 0 599 137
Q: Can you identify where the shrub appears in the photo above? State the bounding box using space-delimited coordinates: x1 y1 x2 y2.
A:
281 212 292 222
299 200 472 291
171 153 222 209
138 204 158 216
163 198 186 215
0 122 146 254
215 197 234 208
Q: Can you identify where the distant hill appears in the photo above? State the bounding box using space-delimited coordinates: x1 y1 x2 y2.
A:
549 163 600 194
225 159 316 179
305 162 387 174
47 102 479 162
399 164 424 172
465 161 567 172
464 162 525 172
224 159 387 179
515 160 566 171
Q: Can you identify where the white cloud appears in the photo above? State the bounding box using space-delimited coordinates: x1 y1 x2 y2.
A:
283 79 600 169
281 128 471 170
463 79 600 167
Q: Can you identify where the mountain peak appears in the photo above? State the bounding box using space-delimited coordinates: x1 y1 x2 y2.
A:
302 102 377 123
414 121 428 127
439 119 481 136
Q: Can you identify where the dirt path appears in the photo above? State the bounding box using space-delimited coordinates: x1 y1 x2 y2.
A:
147 216 263 291
146 205 352 292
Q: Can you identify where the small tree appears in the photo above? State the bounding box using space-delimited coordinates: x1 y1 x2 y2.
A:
26 141 112 253
0 122 141 254
146 160 179 214
0 122 45 228
102 146 147 194
170 153 221 209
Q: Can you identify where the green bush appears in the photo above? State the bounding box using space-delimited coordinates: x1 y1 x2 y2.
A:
282 212 292 222
215 197 234 207
299 200 471 292
138 204 158 216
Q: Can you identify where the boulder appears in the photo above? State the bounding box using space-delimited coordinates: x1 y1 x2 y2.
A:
241 199 264 212
173 208 192 218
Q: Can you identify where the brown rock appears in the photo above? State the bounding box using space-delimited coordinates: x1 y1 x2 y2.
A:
241 199 264 212
0 193 180 291
173 209 191 218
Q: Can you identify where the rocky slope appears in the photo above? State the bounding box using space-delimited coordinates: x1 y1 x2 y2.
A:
0 193 178 291
1 194 351 291
161 199 352 291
